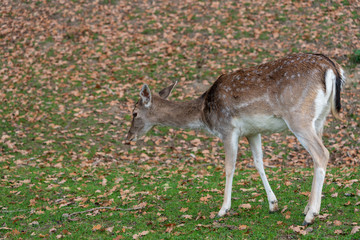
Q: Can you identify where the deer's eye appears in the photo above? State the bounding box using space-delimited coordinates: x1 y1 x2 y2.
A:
133 113 138 118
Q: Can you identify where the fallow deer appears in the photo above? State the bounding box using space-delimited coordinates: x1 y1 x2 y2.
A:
126 53 345 225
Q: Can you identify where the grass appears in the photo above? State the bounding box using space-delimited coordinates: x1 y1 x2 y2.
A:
1 0 359 239
350 49 360 65
1 162 359 239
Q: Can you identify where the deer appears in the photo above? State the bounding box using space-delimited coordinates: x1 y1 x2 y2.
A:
126 53 345 225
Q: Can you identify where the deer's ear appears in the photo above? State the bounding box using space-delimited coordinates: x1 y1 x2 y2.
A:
140 84 152 107
159 81 177 99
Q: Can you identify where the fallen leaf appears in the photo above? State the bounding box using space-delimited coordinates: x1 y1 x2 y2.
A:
209 212 217 219
62 229 71 235
158 216 167 222
351 226 360 234
53 162 62 168
133 230 149 239
289 225 307 235
165 226 173 233
29 221 39 226
101 178 107 186
0 227 11 230
300 192 311 197
239 225 248 230
181 214 192 219
281 205 288 213
29 198 36 207
318 213 330 220
134 202 147 209
92 224 102 231
334 229 343 234
240 203 252 209
180 207 188 213
200 194 212 202
190 138 202 146
334 220 342 226
12 229 20 236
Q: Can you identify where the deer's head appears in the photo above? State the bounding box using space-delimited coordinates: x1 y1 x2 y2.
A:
126 82 177 143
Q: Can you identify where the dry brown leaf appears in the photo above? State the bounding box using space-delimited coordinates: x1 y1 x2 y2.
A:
134 202 147 209
239 203 252 209
289 225 307 235
200 194 212 202
300 192 311 197
239 225 248 230
12 229 20 236
180 207 188 213
334 229 343 234
209 212 217 219
351 226 360 234
133 231 149 239
158 216 167 222
190 138 202 146
92 224 102 231
333 220 342 226
101 178 107 186
318 213 330 220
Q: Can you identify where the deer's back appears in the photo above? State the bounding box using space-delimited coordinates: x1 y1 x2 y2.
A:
201 53 340 135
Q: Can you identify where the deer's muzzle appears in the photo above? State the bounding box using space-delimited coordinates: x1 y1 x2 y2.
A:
125 131 137 144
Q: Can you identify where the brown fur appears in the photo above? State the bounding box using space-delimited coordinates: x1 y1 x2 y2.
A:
202 53 342 133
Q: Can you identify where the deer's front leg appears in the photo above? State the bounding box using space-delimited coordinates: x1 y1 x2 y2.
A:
247 134 278 212
218 132 239 217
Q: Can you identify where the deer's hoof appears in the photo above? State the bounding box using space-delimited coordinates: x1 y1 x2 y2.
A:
269 201 279 213
302 220 312 226
217 208 229 218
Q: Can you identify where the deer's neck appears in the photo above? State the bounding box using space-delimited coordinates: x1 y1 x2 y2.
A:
157 96 205 130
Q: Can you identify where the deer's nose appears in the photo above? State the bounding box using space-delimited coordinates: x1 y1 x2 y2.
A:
125 131 137 144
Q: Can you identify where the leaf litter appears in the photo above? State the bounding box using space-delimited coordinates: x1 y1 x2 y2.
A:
0 0 359 239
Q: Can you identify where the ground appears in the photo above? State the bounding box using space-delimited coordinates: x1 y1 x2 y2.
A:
0 0 359 239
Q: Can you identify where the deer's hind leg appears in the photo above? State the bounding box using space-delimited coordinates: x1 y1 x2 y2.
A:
285 119 329 225
302 91 332 217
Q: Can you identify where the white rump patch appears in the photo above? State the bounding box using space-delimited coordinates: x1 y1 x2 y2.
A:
312 69 335 131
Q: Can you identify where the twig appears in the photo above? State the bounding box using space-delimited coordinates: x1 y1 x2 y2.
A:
0 209 30 213
62 206 145 220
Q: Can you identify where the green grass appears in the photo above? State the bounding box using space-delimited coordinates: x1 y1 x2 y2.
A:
1 163 359 239
350 49 360 65
0 0 359 239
